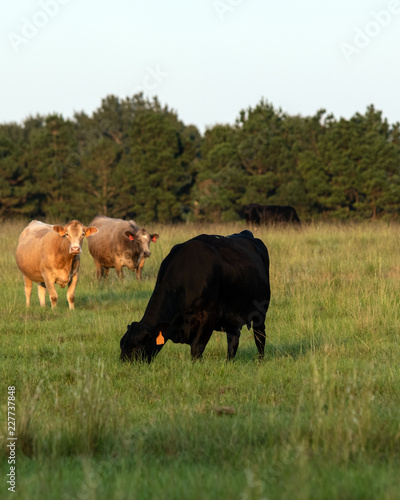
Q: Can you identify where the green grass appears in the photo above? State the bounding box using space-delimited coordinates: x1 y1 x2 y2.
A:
1 221 400 499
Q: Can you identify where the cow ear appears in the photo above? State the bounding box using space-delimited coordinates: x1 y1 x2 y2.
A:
124 231 135 241
53 225 66 236
85 226 99 237
151 233 159 242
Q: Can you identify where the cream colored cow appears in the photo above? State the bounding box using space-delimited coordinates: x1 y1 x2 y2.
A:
88 215 158 280
15 220 98 309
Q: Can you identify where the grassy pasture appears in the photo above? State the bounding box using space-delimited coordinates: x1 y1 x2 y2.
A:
1 220 400 500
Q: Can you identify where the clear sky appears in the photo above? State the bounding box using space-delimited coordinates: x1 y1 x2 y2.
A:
2 0 400 132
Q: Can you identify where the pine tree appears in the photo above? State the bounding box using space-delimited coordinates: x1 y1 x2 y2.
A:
127 95 198 223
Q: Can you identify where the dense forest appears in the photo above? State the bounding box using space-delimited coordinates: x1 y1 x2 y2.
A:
1 93 400 223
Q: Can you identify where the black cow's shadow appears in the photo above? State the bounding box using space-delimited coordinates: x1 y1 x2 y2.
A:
162 332 325 364
234 337 324 363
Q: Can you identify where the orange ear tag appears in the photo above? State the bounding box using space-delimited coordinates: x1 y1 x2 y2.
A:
156 332 165 345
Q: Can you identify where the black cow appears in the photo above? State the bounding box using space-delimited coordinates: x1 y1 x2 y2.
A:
243 203 300 225
120 230 270 363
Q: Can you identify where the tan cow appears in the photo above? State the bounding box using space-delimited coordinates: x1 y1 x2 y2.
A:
15 220 98 309
88 215 159 280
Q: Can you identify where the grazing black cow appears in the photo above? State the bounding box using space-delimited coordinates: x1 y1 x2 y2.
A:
243 203 300 225
120 230 270 363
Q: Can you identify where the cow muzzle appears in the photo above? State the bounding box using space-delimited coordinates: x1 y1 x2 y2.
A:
69 246 81 255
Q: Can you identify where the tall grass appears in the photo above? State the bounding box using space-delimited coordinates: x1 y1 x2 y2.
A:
1 221 400 499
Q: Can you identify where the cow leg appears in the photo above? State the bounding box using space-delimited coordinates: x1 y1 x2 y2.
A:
115 265 124 279
43 278 58 308
253 322 266 360
226 329 240 361
24 276 32 307
67 273 79 310
23 276 33 307
190 327 214 360
38 283 46 307
94 261 102 280
95 262 109 280
136 258 146 281
190 315 216 360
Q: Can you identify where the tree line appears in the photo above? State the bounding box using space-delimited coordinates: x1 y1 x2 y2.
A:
1 93 399 223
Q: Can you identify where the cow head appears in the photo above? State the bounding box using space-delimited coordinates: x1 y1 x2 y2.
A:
124 229 159 262
53 220 99 255
243 204 261 225
120 322 165 363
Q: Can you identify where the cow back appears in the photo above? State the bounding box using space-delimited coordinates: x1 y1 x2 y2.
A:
141 231 270 334
16 221 55 281
243 204 300 225
88 216 137 263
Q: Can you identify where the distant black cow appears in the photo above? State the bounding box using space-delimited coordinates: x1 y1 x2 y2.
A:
120 230 270 363
243 204 300 225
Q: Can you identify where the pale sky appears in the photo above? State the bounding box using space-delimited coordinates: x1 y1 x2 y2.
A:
2 0 400 132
